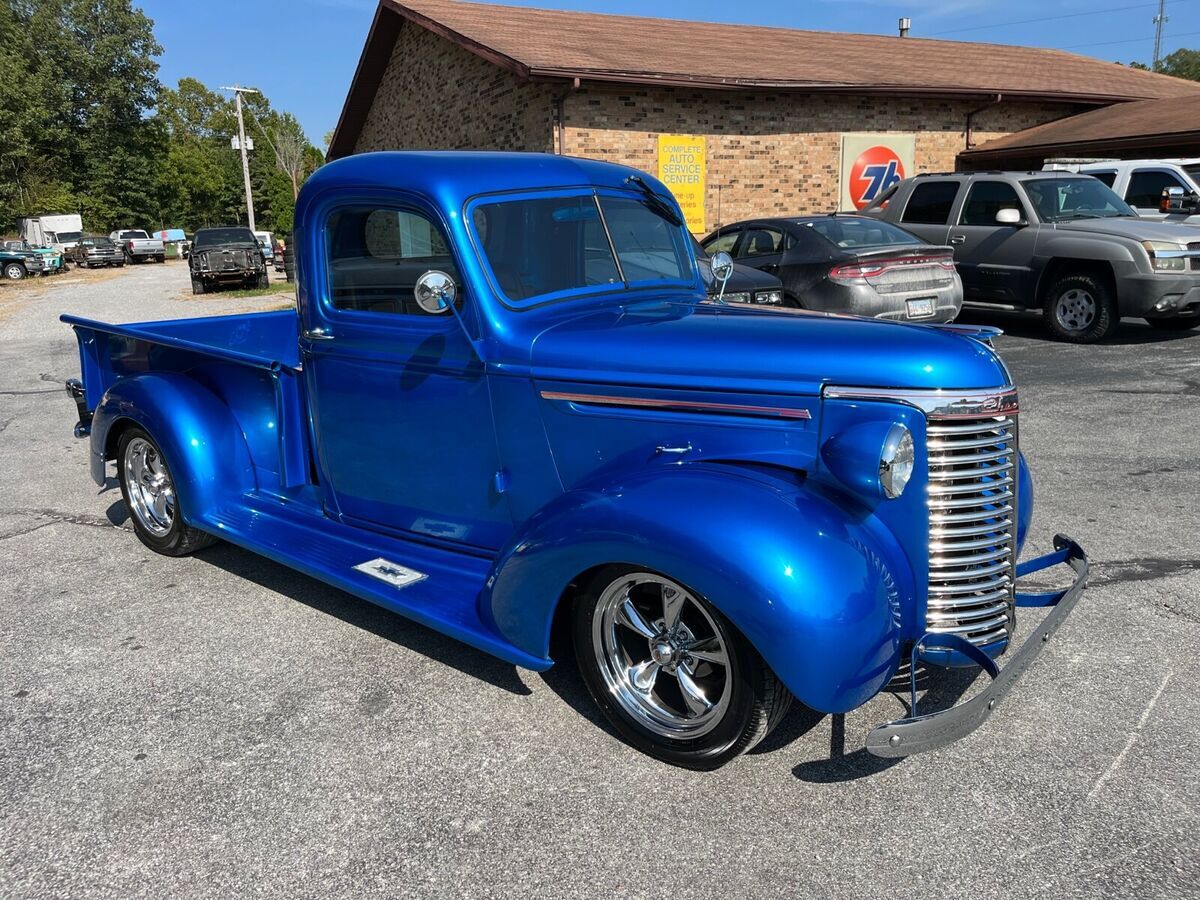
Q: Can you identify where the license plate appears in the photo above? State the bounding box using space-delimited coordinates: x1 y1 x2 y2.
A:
906 297 935 319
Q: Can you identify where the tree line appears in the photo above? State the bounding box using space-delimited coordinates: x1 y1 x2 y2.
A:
0 0 323 237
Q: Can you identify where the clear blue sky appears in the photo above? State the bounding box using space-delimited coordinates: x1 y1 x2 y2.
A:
141 0 1200 149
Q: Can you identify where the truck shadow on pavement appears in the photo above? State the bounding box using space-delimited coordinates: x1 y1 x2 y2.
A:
191 541 535 697
957 309 1200 346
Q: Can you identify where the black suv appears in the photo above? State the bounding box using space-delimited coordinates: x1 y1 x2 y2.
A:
189 227 268 294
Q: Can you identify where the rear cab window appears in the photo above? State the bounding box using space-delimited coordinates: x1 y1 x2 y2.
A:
901 181 961 225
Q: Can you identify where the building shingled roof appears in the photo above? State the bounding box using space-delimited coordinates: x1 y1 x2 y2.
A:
962 96 1200 162
328 0 1200 159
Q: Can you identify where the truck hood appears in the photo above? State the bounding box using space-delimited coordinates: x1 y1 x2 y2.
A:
1054 216 1200 243
529 298 1010 394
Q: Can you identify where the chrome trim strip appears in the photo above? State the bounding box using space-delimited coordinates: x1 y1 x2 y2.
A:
539 391 812 420
823 385 1018 419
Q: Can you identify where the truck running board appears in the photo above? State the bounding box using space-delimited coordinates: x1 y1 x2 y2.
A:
199 494 549 671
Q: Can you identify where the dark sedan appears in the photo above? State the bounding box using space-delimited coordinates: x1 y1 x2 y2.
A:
691 237 784 305
700 215 962 322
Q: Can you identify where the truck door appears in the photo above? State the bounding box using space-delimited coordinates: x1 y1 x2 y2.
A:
896 180 959 246
300 200 511 550
947 180 1038 305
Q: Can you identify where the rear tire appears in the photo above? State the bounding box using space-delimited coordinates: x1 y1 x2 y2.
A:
572 565 791 770
1043 272 1118 343
117 427 217 556
1146 315 1200 332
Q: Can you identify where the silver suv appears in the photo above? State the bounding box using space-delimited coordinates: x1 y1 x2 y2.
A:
862 171 1200 342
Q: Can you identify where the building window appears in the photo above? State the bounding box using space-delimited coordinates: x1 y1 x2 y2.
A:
902 182 961 226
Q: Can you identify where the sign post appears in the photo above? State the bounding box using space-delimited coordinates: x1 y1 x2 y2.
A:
657 134 706 234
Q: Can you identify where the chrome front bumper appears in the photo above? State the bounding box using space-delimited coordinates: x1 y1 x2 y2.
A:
866 534 1088 758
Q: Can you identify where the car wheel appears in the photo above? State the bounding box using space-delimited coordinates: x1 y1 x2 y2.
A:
573 566 791 769
1043 273 1118 343
1146 315 1200 332
4 262 27 280
256 273 269 289
191 277 206 295
117 427 217 556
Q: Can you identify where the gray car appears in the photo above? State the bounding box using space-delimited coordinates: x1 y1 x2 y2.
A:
701 215 962 322
862 171 1200 342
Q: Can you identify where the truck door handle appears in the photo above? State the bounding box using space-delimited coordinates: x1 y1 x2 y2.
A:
949 235 966 244
302 328 335 341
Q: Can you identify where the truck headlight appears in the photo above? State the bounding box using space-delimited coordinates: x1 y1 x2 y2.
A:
754 290 784 305
1142 240 1187 272
880 424 914 499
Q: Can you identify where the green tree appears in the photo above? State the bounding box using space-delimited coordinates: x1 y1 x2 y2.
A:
1129 47 1200 80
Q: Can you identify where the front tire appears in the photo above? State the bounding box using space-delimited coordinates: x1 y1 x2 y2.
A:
573 566 790 769
4 262 26 281
191 277 206 295
1043 272 1118 343
117 427 217 556
1146 315 1200 332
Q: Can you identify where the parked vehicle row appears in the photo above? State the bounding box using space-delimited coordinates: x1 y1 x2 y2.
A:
1 239 65 278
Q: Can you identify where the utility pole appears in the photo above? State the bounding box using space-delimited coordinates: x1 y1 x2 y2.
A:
1153 0 1168 71
222 85 259 232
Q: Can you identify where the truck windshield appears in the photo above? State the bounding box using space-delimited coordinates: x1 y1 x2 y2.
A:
1022 178 1136 222
55 232 82 243
470 192 693 305
194 228 257 249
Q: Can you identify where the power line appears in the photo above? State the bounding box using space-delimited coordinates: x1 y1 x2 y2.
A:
1061 27 1200 49
925 1 1182 38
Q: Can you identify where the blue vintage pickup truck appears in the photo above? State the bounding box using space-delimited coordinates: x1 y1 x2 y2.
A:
63 152 1087 768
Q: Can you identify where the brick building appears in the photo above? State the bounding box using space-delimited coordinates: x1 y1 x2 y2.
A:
327 0 1200 232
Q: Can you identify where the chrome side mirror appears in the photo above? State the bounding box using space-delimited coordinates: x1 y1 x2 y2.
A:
414 270 457 314
1161 186 1199 213
710 250 734 284
995 208 1023 225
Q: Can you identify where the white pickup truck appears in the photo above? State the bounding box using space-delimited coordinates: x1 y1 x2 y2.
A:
1047 159 1200 225
109 229 165 264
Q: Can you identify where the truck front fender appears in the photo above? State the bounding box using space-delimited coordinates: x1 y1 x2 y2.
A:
90 373 255 523
484 464 913 714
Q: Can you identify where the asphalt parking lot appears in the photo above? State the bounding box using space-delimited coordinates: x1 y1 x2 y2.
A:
2 263 1198 898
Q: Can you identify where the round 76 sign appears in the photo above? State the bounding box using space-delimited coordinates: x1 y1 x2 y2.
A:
839 135 914 212
848 146 905 210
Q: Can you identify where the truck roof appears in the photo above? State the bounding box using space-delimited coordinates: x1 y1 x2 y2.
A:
303 151 668 207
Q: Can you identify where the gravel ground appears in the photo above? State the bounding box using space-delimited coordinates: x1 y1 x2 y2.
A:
1 263 1198 899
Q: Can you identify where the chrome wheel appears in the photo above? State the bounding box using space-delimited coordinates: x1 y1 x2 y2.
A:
4 263 25 281
1055 288 1096 333
592 573 733 740
123 437 175 537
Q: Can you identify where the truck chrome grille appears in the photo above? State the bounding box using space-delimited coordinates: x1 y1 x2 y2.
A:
926 411 1017 646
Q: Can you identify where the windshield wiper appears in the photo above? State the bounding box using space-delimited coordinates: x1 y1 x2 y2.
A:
624 175 683 227
1058 212 1104 220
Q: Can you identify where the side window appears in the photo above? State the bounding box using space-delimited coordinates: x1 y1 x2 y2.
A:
901 182 961 226
737 227 784 258
1127 170 1188 208
959 181 1023 226
703 230 739 255
326 207 458 315
1089 171 1118 188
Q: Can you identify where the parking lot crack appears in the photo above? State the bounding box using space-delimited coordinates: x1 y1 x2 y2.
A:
0 507 131 540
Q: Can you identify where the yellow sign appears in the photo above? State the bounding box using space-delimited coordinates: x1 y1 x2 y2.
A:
657 134 706 233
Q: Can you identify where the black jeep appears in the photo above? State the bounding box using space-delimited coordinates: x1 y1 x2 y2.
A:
189 227 268 294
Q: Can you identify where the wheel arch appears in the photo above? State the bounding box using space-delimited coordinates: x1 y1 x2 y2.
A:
1036 257 1117 305
483 464 912 714
90 373 256 522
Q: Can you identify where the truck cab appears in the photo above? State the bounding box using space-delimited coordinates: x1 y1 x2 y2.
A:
1050 159 1200 224
63 152 1087 768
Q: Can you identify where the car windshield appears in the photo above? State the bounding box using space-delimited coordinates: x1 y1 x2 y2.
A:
804 217 922 248
470 192 693 305
82 237 113 247
1022 178 1136 222
194 228 257 249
